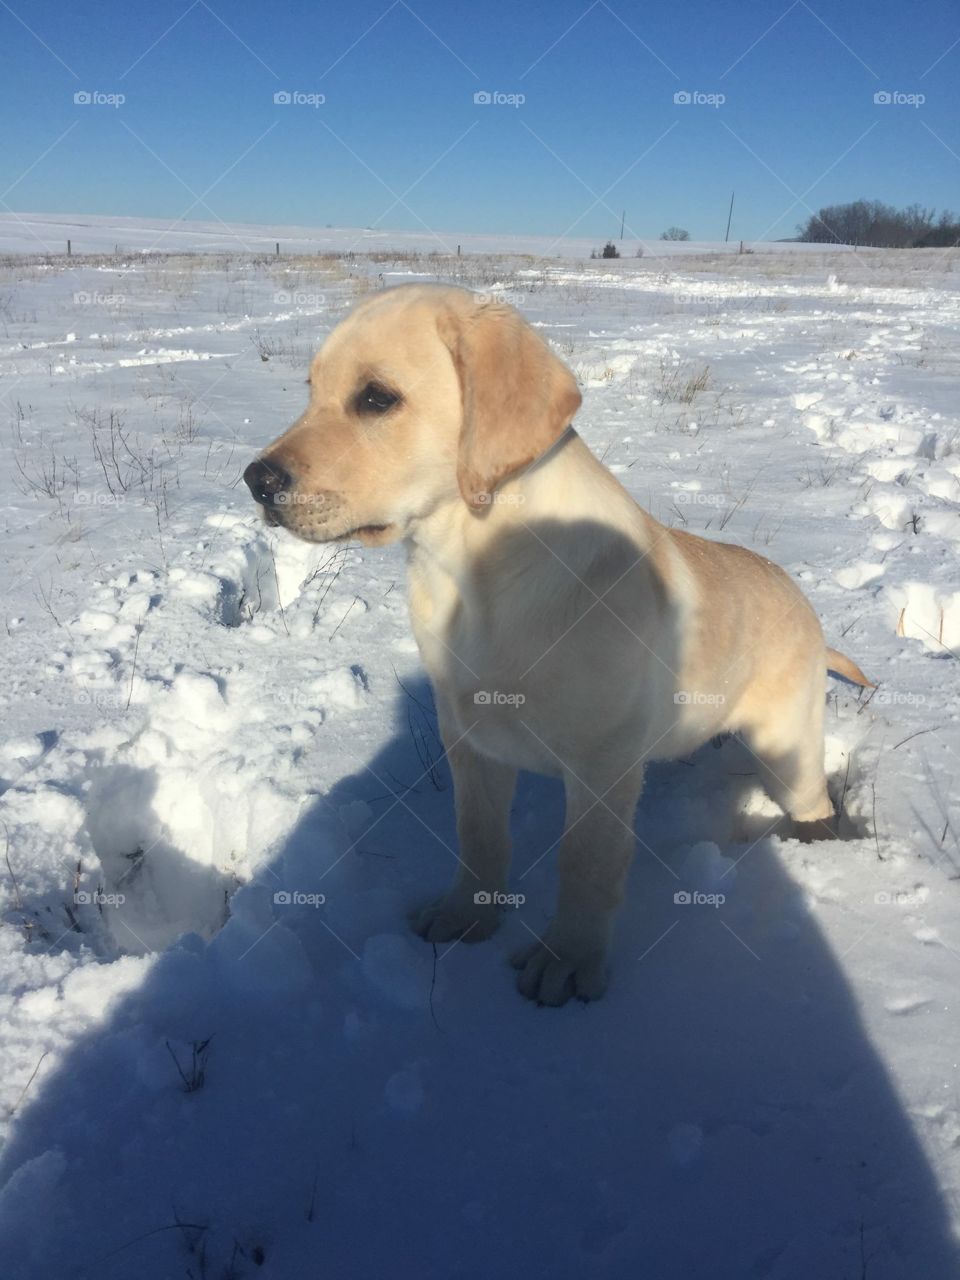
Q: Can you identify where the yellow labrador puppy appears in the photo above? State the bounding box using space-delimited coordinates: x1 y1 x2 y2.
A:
244 283 872 1005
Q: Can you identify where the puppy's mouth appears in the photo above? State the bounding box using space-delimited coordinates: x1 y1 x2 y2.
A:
335 524 392 545
260 504 393 546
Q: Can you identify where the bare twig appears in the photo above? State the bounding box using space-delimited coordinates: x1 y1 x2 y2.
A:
268 544 289 635
126 620 142 710
893 727 942 750
4 824 24 913
8 1051 48 1117
328 595 360 642
870 780 883 861
166 1037 213 1092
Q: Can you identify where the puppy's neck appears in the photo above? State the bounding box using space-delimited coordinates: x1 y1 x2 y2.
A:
405 428 649 583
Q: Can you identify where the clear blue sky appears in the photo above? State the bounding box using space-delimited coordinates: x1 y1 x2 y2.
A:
1 0 957 241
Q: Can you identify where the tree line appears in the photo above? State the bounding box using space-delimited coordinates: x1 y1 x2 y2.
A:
797 200 960 248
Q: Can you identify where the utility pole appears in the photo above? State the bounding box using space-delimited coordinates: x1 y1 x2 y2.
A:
620 210 625 241
724 192 735 243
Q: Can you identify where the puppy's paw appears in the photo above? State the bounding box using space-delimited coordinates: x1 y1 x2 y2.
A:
412 892 501 945
510 938 609 1006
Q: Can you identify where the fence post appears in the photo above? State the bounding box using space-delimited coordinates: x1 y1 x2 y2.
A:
66 240 71 256
275 242 280 256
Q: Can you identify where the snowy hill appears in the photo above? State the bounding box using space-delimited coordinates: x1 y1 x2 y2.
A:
0 209 862 259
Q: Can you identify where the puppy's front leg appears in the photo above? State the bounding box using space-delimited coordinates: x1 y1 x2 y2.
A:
513 768 642 1005
413 719 517 945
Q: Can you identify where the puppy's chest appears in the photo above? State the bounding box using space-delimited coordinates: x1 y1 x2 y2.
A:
409 575 514 697
406 570 553 772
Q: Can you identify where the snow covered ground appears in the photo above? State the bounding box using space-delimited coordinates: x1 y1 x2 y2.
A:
0 234 958 1278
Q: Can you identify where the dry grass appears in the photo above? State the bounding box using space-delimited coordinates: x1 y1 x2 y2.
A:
655 360 711 403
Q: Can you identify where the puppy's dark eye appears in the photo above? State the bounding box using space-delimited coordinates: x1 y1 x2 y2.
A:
356 382 400 415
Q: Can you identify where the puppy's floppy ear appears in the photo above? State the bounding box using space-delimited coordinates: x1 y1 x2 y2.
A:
438 298 581 509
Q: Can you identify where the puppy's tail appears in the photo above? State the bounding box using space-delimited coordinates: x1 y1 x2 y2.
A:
826 647 876 688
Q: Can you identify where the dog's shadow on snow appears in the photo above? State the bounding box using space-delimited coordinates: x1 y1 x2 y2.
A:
0 679 957 1279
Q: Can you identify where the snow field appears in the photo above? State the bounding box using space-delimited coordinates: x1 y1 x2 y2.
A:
0 239 958 1277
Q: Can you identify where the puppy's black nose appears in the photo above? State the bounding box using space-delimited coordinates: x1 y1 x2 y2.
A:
244 458 292 506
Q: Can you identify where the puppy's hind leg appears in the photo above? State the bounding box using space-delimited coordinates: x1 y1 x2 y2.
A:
741 676 836 842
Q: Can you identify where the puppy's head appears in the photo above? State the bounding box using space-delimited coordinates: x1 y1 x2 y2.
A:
243 284 581 544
